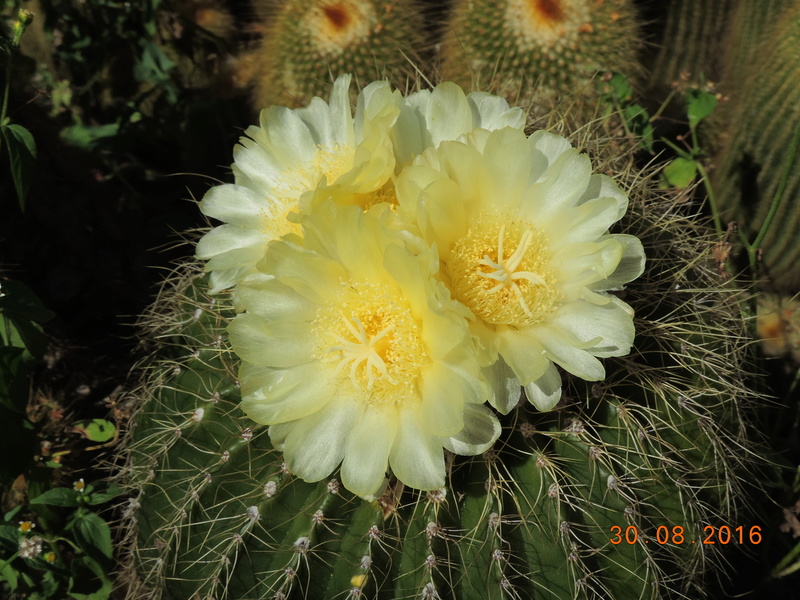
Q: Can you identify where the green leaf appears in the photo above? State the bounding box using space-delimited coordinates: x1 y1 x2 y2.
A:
60 124 119 151
687 89 718 130
0 558 18 590
0 346 29 410
623 104 655 152
5 314 47 359
86 483 123 506
67 555 112 600
0 521 19 549
41 570 60 597
29 487 81 507
0 404 37 487
0 280 55 325
662 157 698 188
71 512 112 559
609 72 633 101
2 124 37 210
3 506 23 523
73 419 116 443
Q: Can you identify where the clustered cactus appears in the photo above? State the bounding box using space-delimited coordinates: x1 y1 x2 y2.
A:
113 2 783 599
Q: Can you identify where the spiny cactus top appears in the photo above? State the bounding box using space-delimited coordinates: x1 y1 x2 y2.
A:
194 75 645 498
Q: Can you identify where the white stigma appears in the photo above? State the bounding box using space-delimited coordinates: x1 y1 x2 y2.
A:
476 225 546 317
327 314 397 390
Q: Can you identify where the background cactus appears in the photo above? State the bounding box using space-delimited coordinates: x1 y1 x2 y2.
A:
117 132 764 599
439 0 640 118
249 0 426 109
644 0 737 95
709 1 800 290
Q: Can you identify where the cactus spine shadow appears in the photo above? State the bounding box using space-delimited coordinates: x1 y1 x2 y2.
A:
116 128 764 598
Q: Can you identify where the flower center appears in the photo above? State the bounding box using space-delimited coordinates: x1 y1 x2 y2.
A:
353 179 399 211
314 282 425 405
448 212 560 326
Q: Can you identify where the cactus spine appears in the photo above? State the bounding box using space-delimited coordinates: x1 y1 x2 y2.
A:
251 0 426 109
440 0 640 114
117 129 762 598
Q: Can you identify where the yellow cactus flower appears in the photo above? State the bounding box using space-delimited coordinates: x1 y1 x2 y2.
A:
196 74 402 292
396 127 645 412
228 202 499 499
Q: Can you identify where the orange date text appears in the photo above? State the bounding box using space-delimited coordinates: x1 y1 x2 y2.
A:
609 525 762 545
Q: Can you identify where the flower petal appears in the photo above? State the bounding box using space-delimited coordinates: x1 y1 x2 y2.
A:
589 234 646 290
467 92 526 131
227 313 316 368
524 361 562 411
389 408 446 491
442 403 501 455
549 297 635 358
426 82 473 146
341 407 397 499
199 184 271 227
239 362 335 424
195 225 265 260
496 327 550 384
483 357 523 414
536 325 606 381
281 397 359 482
522 149 593 221
421 362 465 437
236 276 317 322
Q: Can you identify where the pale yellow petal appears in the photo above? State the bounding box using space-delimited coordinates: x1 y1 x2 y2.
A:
239 362 335 424
389 408 446 491
227 313 316 368
341 407 397 499
281 397 359 482
442 403 501 455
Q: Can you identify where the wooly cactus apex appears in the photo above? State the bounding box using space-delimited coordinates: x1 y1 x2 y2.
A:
250 0 426 109
440 0 641 117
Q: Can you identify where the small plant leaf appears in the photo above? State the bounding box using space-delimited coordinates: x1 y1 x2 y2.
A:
73 419 116 443
0 280 55 325
687 89 718 130
29 487 81 507
662 157 698 188
0 559 18 590
87 483 123 506
72 512 113 559
623 104 655 152
68 555 112 600
60 123 119 151
2 124 37 211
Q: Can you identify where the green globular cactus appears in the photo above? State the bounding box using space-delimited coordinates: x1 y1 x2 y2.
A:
440 0 640 115
117 147 764 599
711 2 800 290
251 0 426 109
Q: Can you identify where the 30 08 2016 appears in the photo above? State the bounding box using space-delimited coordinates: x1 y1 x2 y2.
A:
610 525 763 545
